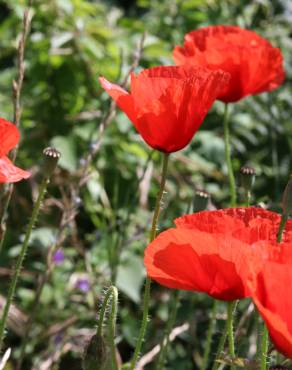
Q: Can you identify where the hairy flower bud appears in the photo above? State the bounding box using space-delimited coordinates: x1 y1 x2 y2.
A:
43 147 61 177
82 334 111 370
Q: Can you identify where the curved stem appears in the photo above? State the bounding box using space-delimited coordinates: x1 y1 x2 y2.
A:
97 286 119 370
223 103 236 207
227 301 236 370
155 291 179 370
201 300 218 370
260 325 269 370
0 177 50 351
129 152 170 370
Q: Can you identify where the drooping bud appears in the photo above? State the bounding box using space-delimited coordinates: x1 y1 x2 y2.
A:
240 166 256 194
282 175 292 216
193 189 210 212
42 147 61 178
82 334 111 370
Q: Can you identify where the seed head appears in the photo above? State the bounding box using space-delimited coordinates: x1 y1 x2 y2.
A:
43 147 61 177
193 189 210 212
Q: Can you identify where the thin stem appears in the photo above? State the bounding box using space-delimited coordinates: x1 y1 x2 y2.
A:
0 176 50 351
96 286 119 370
129 152 170 370
277 214 287 243
211 320 228 370
109 287 119 370
245 190 251 207
227 301 236 370
223 103 236 207
201 300 218 370
260 325 269 370
155 291 180 370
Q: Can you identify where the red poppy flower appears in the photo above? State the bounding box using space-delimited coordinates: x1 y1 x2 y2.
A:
144 207 288 301
173 25 285 103
0 118 30 183
247 244 292 358
99 66 229 153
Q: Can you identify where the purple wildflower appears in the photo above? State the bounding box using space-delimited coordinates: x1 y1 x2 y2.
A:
53 249 65 265
76 278 90 293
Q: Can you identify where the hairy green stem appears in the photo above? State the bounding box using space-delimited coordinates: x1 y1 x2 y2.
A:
245 190 251 207
0 176 50 351
277 214 287 243
260 325 269 370
129 152 170 370
227 301 236 370
211 319 228 370
155 291 180 370
223 103 236 207
201 300 218 370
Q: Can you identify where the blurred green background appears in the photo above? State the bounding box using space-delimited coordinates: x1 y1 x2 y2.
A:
0 0 291 368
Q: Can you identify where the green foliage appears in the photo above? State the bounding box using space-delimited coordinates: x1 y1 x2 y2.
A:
0 0 291 369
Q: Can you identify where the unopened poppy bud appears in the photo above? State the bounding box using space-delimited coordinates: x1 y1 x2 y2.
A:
83 334 111 370
43 147 61 177
193 189 210 212
282 175 292 216
240 166 256 193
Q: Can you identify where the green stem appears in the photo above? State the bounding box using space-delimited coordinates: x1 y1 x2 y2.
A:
0 176 50 351
97 286 119 370
260 325 269 370
201 300 218 370
211 319 228 370
277 214 287 243
129 152 170 370
223 103 236 207
227 301 236 370
155 291 180 370
245 190 251 207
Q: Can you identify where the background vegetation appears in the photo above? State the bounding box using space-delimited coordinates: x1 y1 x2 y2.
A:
0 0 291 368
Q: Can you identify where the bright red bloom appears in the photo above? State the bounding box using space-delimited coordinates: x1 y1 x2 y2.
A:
0 118 30 183
248 262 292 358
99 66 229 153
173 25 285 103
247 243 292 358
144 207 289 301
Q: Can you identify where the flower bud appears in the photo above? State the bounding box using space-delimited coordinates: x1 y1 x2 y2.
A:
193 189 210 212
43 147 61 177
83 334 111 370
240 166 256 193
282 175 292 216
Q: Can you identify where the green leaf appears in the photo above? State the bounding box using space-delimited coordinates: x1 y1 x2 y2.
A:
116 254 145 303
51 135 77 171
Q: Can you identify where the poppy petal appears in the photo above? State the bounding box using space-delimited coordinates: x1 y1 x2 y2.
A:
99 77 136 124
0 156 30 183
248 262 292 358
144 228 249 300
99 66 229 153
173 25 285 102
0 118 20 156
